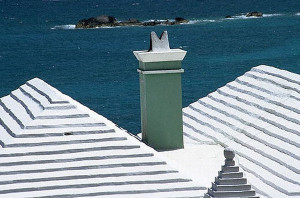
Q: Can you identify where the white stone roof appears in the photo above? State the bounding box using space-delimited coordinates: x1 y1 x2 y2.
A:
0 78 204 198
1 65 299 198
183 65 300 198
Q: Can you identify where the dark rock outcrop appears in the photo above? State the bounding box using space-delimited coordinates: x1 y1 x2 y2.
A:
175 17 189 24
76 15 117 28
118 18 143 26
142 18 189 26
246 11 263 17
143 20 160 26
94 15 117 23
75 16 189 28
225 15 232 18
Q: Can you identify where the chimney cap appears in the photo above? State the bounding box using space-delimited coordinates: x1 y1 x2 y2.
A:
148 31 170 52
133 31 186 62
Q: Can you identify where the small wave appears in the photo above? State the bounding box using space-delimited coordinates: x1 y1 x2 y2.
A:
225 15 258 20
263 13 284 17
144 19 172 22
228 15 256 20
188 19 216 24
143 19 217 25
51 24 76 30
296 13 300 16
226 13 283 20
179 46 188 49
99 26 121 29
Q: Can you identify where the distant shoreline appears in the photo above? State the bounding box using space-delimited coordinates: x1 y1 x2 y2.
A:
75 16 189 29
50 12 296 30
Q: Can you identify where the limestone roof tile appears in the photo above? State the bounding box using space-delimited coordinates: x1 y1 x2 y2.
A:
183 65 300 198
0 78 204 198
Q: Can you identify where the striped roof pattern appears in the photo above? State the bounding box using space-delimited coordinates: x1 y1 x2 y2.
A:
183 65 300 198
0 78 204 198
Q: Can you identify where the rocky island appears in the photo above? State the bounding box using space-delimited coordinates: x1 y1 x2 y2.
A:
225 11 263 18
75 15 189 28
246 11 263 17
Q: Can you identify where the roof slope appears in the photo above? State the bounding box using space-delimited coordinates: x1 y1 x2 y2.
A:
183 65 300 198
0 78 204 198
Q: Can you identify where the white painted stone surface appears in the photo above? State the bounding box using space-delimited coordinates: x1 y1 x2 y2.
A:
1 65 299 198
182 65 300 198
0 78 204 198
159 144 224 188
133 49 186 62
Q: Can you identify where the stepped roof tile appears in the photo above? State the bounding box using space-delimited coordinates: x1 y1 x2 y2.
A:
183 65 300 198
0 78 204 198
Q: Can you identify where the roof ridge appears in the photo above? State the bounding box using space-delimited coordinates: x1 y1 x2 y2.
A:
253 65 300 85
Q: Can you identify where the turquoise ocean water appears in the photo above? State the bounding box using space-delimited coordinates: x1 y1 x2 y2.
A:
0 0 299 134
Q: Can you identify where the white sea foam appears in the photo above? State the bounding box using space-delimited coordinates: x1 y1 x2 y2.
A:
51 24 76 30
226 13 284 20
188 19 216 24
230 15 248 19
263 13 284 17
296 13 300 16
144 19 172 22
143 19 217 25
224 15 255 20
100 26 120 28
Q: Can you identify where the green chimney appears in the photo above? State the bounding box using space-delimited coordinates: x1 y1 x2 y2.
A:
133 31 186 150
